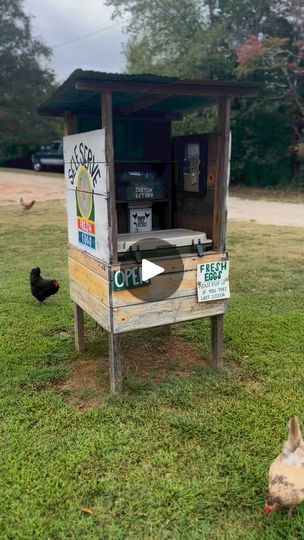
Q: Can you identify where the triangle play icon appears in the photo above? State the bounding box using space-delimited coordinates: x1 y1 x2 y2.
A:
142 258 164 281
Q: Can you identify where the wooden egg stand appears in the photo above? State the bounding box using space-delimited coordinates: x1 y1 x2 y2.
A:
40 71 256 393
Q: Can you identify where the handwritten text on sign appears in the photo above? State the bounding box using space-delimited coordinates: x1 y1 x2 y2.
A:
197 260 230 302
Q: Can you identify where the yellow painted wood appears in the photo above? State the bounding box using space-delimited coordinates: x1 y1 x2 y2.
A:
68 246 110 280
68 258 110 306
113 297 226 333
69 279 111 331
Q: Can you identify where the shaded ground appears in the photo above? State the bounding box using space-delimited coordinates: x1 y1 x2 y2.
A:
57 330 207 411
1 168 304 227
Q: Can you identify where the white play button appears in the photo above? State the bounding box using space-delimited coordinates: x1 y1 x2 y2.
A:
142 258 164 281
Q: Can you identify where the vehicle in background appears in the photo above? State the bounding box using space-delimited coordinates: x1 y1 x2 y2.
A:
31 141 64 171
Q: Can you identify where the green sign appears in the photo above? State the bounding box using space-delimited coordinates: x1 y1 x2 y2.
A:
113 267 151 291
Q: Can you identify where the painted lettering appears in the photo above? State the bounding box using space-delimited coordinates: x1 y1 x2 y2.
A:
114 271 124 289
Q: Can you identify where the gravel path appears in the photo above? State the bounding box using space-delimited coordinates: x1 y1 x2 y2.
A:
228 196 304 227
1 169 303 227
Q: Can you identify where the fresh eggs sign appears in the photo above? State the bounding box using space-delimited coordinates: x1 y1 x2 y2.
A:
197 260 230 302
64 129 110 263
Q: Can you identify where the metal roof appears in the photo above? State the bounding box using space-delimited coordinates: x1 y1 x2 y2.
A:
39 69 257 118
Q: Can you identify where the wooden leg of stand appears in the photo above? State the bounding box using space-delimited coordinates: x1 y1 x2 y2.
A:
74 303 84 352
211 314 224 368
108 333 122 394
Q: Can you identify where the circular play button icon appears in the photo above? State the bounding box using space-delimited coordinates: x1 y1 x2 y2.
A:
142 258 164 281
114 237 184 302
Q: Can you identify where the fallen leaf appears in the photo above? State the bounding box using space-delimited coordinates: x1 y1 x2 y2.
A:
81 507 93 516
243 355 250 359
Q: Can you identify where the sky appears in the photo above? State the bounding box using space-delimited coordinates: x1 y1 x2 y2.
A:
23 0 126 82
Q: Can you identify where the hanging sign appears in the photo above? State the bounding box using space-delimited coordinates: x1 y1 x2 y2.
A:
197 260 230 302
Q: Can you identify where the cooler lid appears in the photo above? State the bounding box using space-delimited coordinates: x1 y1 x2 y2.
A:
117 228 212 252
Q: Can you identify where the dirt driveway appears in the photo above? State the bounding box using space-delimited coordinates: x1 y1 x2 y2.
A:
0 169 65 205
228 196 304 227
1 169 303 227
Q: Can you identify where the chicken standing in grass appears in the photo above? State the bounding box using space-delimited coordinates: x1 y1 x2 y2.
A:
265 416 304 517
30 267 60 302
20 197 35 210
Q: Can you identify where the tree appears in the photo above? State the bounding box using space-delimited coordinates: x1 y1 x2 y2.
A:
237 35 304 166
106 0 304 185
0 0 61 162
105 0 235 78
106 0 292 77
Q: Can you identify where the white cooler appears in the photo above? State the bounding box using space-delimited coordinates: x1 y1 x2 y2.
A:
117 228 212 253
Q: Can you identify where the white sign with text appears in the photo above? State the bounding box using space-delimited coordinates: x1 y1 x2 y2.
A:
197 260 230 302
63 129 110 263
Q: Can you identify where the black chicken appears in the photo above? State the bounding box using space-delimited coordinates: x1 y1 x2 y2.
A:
30 267 60 302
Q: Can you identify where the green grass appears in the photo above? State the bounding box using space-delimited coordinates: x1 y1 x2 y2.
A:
1 202 304 539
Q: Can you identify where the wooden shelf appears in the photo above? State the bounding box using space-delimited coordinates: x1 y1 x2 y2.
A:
116 199 169 204
115 160 171 164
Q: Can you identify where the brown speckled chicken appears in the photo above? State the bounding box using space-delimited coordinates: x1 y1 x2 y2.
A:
20 197 35 210
265 416 304 517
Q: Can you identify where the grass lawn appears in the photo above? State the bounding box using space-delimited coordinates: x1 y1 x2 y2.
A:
1 201 304 539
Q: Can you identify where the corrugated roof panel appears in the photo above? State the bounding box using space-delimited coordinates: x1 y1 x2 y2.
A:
38 68 257 117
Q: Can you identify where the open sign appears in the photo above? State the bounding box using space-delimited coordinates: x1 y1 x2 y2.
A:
113 267 151 291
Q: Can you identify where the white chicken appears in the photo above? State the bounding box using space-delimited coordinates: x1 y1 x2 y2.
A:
265 416 304 517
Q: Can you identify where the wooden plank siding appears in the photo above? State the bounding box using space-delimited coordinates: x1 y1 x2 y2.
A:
69 279 111 331
112 270 197 307
111 251 227 275
112 297 226 334
111 253 227 308
69 246 227 279
68 258 110 306
68 246 110 280
67 245 227 334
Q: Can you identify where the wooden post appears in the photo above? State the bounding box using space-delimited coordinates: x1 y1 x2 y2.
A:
74 304 85 352
101 92 118 263
108 334 122 393
63 112 77 136
211 96 232 368
213 96 231 252
64 112 85 352
211 315 224 368
101 92 122 392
